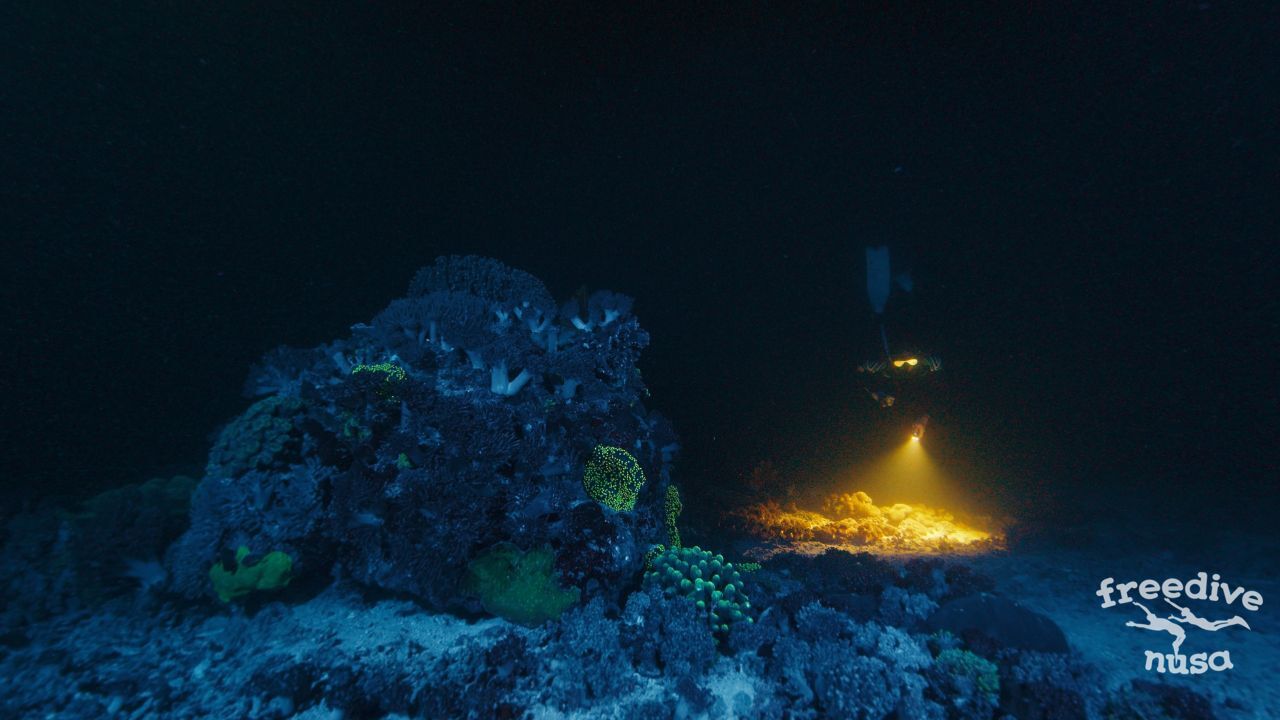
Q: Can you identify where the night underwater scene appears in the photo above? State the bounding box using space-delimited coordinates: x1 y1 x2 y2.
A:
4 3 1279 719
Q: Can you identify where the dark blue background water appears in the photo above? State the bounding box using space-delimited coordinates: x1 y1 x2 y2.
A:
5 3 1276 529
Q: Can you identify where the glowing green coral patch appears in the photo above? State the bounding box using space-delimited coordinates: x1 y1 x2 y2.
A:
643 545 754 640
351 362 407 402
209 546 294 603
582 445 646 512
463 543 580 627
665 484 683 549
351 362 407 383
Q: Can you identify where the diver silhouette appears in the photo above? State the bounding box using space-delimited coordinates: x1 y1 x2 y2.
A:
1126 602 1187 656
859 246 941 414
1165 599 1252 631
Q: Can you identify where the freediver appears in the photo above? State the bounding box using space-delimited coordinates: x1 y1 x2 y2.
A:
859 246 941 418
1126 602 1187 656
1165 599 1252 631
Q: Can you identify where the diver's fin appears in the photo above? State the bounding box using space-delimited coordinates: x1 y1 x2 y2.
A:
866 246 890 314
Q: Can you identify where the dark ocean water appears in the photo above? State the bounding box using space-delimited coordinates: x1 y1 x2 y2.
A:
7 2 1275 525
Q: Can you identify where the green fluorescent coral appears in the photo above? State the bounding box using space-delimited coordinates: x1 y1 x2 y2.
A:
351 362 407 383
582 445 646 512
209 546 294 603
664 484 683 549
936 648 1000 700
644 545 753 639
463 543 580 627
643 544 667 570
352 362 407 402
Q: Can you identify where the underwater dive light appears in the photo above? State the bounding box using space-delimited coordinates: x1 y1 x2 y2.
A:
911 414 930 441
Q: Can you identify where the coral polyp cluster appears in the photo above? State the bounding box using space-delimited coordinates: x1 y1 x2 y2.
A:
643 545 753 638
582 445 647 512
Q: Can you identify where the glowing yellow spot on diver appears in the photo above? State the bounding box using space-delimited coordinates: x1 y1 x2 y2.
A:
893 358 919 368
910 435 920 442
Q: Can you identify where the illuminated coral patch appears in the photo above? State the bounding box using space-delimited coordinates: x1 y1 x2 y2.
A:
730 490 1002 555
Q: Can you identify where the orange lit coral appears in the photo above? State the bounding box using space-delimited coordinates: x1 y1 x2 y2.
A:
730 490 1002 555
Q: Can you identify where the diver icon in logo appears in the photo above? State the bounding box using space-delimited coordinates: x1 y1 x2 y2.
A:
1124 599 1252 657
1125 602 1187 656
1165 599 1251 632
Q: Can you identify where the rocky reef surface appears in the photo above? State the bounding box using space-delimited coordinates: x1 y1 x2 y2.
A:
0 257 1240 719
